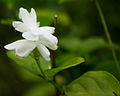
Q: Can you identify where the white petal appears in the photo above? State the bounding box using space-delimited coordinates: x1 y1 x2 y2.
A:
15 40 36 57
38 26 55 34
12 21 30 32
37 44 50 61
4 40 25 50
39 33 58 50
22 32 39 41
19 8 30 24
30 8 37 24
4 40 36 57
19 8 38 28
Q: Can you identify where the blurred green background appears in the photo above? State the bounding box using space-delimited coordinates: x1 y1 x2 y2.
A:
0 0 120 96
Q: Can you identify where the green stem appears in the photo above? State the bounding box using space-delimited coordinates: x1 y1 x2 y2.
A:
49 80 63 96
33 48 62 95
33 49 46 78
95 0 120 77
51 15 58 68
51 15 63 96
33 16 62 95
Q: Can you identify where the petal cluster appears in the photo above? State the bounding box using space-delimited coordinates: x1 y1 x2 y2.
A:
4 8 58 61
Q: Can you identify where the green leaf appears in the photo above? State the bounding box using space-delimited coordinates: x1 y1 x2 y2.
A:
7 51 41 76
23 83 55 96
40 56 52 72
64 71 120 96
7 51 52 77
45 57 85 79
18 67 43 82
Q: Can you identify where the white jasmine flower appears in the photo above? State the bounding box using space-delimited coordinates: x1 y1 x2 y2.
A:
4 8 58 61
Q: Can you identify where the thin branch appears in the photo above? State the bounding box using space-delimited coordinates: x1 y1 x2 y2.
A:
95 0 120 77
51 15 58 68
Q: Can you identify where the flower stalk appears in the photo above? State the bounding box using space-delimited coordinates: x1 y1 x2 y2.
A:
33 48 46 79
51 15 63 96
51 15 58 68
95 0 120 77
33 48 62 95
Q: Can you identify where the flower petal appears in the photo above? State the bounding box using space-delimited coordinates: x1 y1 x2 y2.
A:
22 32 39 41
19 8 38 28
30 8 37 24
39 26 55 34
15 40 36 57
39 33 58 50
19 8 31 24
4 39 36 57
12 21 30 32
37 44 50 61
4 40 25 50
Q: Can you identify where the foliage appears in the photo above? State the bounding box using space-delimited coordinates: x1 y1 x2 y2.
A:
1 0 120 96
7 51 51 77
64 71 120 96
45 57 85 79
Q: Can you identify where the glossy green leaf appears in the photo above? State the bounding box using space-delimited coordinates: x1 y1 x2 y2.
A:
7 51 51 75
64 71 120 96
45 57 85 79
7 51 51 77
40 56 52 72
7 51 41 76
